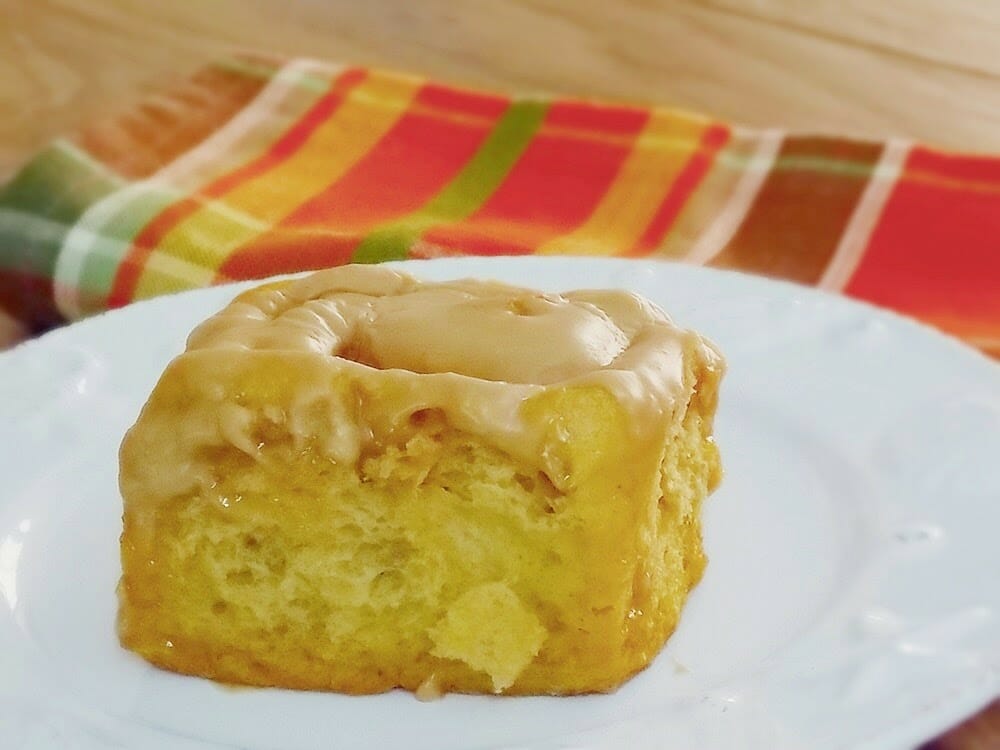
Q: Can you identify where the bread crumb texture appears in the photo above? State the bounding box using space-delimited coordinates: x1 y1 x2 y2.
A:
119 345 721 695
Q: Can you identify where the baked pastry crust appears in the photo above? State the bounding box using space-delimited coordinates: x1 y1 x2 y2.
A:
118 265 724 695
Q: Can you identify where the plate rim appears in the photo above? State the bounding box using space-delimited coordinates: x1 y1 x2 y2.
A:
2 256 998 750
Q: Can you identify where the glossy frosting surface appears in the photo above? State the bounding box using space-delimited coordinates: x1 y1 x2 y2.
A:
185 264 723 444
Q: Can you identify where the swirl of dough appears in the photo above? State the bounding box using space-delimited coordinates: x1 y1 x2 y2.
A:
190 265 708 381
181 264 722 460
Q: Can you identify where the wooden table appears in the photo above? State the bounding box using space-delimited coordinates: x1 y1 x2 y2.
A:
7 0 1000 182
1 2 997 744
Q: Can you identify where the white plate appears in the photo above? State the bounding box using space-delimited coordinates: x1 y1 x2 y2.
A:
1 257 998 750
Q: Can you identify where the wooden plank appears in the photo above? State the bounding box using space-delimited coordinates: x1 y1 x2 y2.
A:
700 0 1000 76
4 0 1000 182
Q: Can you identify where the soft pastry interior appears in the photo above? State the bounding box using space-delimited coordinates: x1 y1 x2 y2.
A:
118 264 724 695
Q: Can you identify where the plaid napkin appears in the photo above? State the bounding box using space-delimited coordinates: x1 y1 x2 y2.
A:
0 54 997 357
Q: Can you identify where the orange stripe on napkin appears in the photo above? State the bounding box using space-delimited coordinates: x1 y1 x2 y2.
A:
629 123 730 257
537 113 716 257
217 84 509 279
76 58 274 179
108 67 370 305
113 69 424 302
846 146 1000 343
420 101 647 256
131 70 420 299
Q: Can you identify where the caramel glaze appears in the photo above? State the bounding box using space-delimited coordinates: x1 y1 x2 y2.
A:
127 265 724 503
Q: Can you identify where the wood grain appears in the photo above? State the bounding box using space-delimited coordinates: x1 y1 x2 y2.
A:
702 0 1000 75
5 0 1000 180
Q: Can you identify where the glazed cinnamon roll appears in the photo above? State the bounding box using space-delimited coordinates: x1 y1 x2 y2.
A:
118 264 724 695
